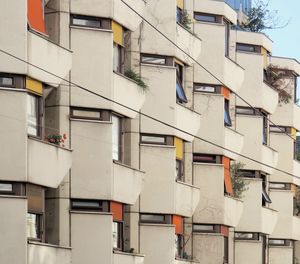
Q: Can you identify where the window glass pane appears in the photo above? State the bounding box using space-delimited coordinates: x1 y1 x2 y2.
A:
193 154 217 163
236 107 255 115
27 213 40 239
269 239 285 245
141 56 166 65
0 183 13 192
176 160 184 181
177 7 183 23
194 14 216 23
72 109 101 119
176 80 188 103
235 232 254 239
262 188 272 203
140 214 165 222
0 76 13 86
72 200 101 209
113 44 121 73
112 115 121 161
72 17 101 28
224 20 230 57
27 94 39 136
269 126 287 133
237 43 256 52
175 234 183 258
240 170 256 178
193 224 215 232
141 135 166 144
224 100 232 126
194 85 216 93
269 182 287 189
112 222 119 248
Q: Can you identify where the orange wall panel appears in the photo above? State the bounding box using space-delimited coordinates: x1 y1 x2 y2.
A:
28 0 47 34
173 215 183 234
110 202 123 221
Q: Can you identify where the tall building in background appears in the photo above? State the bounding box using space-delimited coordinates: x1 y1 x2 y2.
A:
225 0 252 14
0 0 299 264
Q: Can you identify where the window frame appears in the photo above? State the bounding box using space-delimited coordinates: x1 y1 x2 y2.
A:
112 114 124 162
193 12 222 23
236 43 261 53
71 199 109 211
140 213 171 224
70 107 110 121
269 182 291 190
70 14 111 29
234 232 260 240
27 93 42 138
176 159 184 182
224 19 230 57
26 212 43 241
192 224 220 233
140 54 173 66
112 221 123 251
175 234 184 259
224 99 232 127
175 62 188 104
261 111 268 145
269 239 292 247
113 43 125 74
193 154 222 164
140 134 174 146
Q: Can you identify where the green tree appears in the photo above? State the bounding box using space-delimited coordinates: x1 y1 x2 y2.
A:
230 162 249 199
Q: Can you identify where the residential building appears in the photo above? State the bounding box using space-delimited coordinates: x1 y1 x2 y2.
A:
0 0 300 264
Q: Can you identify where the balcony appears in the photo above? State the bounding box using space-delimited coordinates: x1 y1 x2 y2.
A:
140 144 199 216
236 179 278 234
70 0 145 31
112 161 145 205
271 102 300 131
261 206 278 234
224 195 243 227
194 0 237 23
236 30 273 53
236 52 278 114
27 31 72 87
175 181 200 217
175 259 198 264
193 163 243 227
223 56 245 94
113 251 144 264
112 72 146 118
236 115 278 174
28 137 72 188
224 127 244 160
175 24 202 65
28 242 71 264
175 103 201 142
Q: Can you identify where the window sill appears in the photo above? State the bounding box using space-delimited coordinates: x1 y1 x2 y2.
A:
27 240 71 250
28 135 72 151
113 250 145 258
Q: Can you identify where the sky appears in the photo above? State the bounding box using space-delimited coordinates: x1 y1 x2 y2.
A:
262 0 300 60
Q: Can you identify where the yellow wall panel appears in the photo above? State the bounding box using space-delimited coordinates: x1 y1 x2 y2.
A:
291 127 297 140
177 0 184 9
261 47 268 68
26 77 43 95
112 21 124 46
174 137 183 160
291 184 297 197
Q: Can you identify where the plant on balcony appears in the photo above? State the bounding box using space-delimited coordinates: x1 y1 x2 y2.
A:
230 162 249 199
240 0 289 32
47 133 67 147
181 10 192 31
264 64 294 104
124 69 148 92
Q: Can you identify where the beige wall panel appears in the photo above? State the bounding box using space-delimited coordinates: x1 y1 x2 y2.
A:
269 247 293 264
0 197 27 264
71 212 113 264
235 241 262 264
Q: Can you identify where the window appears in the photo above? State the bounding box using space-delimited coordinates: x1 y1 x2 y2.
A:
27 213 42 240
224 99 232 127
70 107 110 121
177 7 183 24
140 134 174 145
269 239 291 246
112 115 123 161
0 183 13 193
262 235 267 264
176 159 184 181
269 125 290 133
141 54 173 66
175 63 188 104
269 182 291 190
112 221 123 250
71 199 109 211
26 184 44 241
113 43 124 74
0 75 14 87
224 236 229 264
262 111 268 145
236 106 256 115
194 13 221 23
194 84 219 93
140 214 171 224
70 15 110 29
193 154 221 163
175 234 184 258
193 224 219 233
235 232 259 240
27 94 40 137
224 19 230 57
236 43 261 53
262 176 272 206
